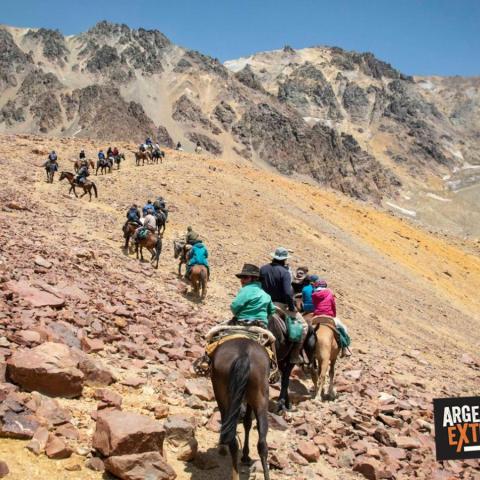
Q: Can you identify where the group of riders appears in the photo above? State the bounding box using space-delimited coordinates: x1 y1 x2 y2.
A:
196 247 351 372
139 137 165 162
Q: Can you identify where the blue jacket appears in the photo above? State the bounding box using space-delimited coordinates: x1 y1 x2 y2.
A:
302 284 314 313
188 242 209 267
98 152 105 160
143 203 154 216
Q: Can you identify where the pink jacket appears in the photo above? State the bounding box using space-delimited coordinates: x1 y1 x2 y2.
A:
312 288 336 318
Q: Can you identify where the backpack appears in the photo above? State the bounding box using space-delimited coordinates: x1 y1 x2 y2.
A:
138 228 149 240
286 316 303 342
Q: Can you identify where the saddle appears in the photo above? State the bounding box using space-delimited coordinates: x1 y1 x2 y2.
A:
311 315 340 345
195 324 279 383
137 227 149 240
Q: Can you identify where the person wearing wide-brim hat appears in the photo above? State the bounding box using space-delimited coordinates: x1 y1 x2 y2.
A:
260 247 308 364
230 263 275 328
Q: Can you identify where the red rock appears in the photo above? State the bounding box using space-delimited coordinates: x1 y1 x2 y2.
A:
26 426 49 455
268 412 289 431
104 452 176 480
80 337 104 353
288 450 308 466
55 423 79 440
94 389 122 409
34 256 52 269
11 330 42 346
184 378 214 401
394 436 422 449
0 461 9 478
7 342 84 398
205 411 221 432
92 410 166 457
121 376 147 388
297 441 320 462
154 405 170 419
269 451 289 470
5 281 65 308
353 457 381 480
85 457 105 472
0 410 40 439
32 393 72 426
164 415 198 461
72 348 115 386
45 434 73 459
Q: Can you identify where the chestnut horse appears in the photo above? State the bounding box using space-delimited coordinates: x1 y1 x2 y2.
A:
134 150 151 166
59 172 98 201
135 230 162 269
73 159 94 172
189 265 208 299
211 338 271 480
311 316 340 400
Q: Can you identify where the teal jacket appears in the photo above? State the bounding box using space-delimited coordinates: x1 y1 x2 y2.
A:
230 281 275 325
187 242 209 267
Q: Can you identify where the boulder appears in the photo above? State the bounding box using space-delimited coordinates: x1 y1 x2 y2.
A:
45 434 73 459
85 457 105 472
104 452 176 480
92 410 166 457
164 415 198 461
184 378 214 401
7 342 84 398
5 280 65 308
353 456 381 480
0 461 9 478
72 348 115 386
297 441 320 462
26 426 49 455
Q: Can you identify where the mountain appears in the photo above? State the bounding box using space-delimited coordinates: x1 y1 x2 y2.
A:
0 22 479 224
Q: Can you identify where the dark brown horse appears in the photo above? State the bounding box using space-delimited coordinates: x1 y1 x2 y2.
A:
122 222 140 252
96 157 113 175
135 230 162 269
189 265 208 299
151 149 165 164
59 171 98 201
268 313 316 412
114 153 125 170
211 338 270 480
73 159 94 172
134 150 151 166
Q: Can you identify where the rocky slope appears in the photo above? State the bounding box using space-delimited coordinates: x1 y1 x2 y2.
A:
2 22 479 209
0 134 479 479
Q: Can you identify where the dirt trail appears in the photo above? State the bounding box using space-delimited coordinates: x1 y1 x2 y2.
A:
0 133 479 479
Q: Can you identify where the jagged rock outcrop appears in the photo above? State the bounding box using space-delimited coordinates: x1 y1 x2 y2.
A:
25 28 69 64
186 132 222 156
172 95 221 135
213 101 236 130
234 64 266 92
0 28 32 89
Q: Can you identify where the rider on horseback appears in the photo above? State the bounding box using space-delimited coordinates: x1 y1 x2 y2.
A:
312 279 351 357
76 162 89 185
142 200 154 216
153 196 168 221
79 150 86 160
260 247 308 364
126 204 142 227
185 226 199 245
106 147 113 158
302 274 319 314
145 137 153 147
48 151 57 162
98 150 105 161
112 146 119 157
231 264 275 327
186 239 209 280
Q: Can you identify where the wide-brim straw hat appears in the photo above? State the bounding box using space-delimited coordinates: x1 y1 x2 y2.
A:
236 263 260 278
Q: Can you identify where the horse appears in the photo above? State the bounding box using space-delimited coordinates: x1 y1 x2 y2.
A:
122 221 140 252
74 159 94 172
155 211 166 234
59 171 98 201
310 316 340 401
96 157 113 175
135 230 162 269
151 149 165 164
45 163 57 183
268 311 316 412
173 240 190 276
114 153 125 170
134 150 151 166
211 338 271 480
189 265 208 299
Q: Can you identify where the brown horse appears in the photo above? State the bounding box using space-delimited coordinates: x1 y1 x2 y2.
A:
96 157 113 175
211 338 271 480
135 230 162 269
134 150 151 166
114 153 125 170
59 171 98 201
311 316 340 401
73 159 94 172
122 222 140 252
189 265 208 299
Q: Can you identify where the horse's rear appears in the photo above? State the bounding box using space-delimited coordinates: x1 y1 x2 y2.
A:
190 265 208 299
211 338 270 480
312 320 339 400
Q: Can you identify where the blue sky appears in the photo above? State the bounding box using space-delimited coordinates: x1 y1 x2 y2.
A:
2 0 479 76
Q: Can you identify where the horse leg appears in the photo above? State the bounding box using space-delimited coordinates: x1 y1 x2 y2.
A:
317 341 330 401
135 242 139 260
201 272 207 299
256 406 271 480
241 404 253 465
228 437 240 480
277 362 294 412
140 246 144 261
327 347 338 400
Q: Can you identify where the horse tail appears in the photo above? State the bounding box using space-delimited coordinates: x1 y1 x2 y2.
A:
220 354 250 445
92 183 98 198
